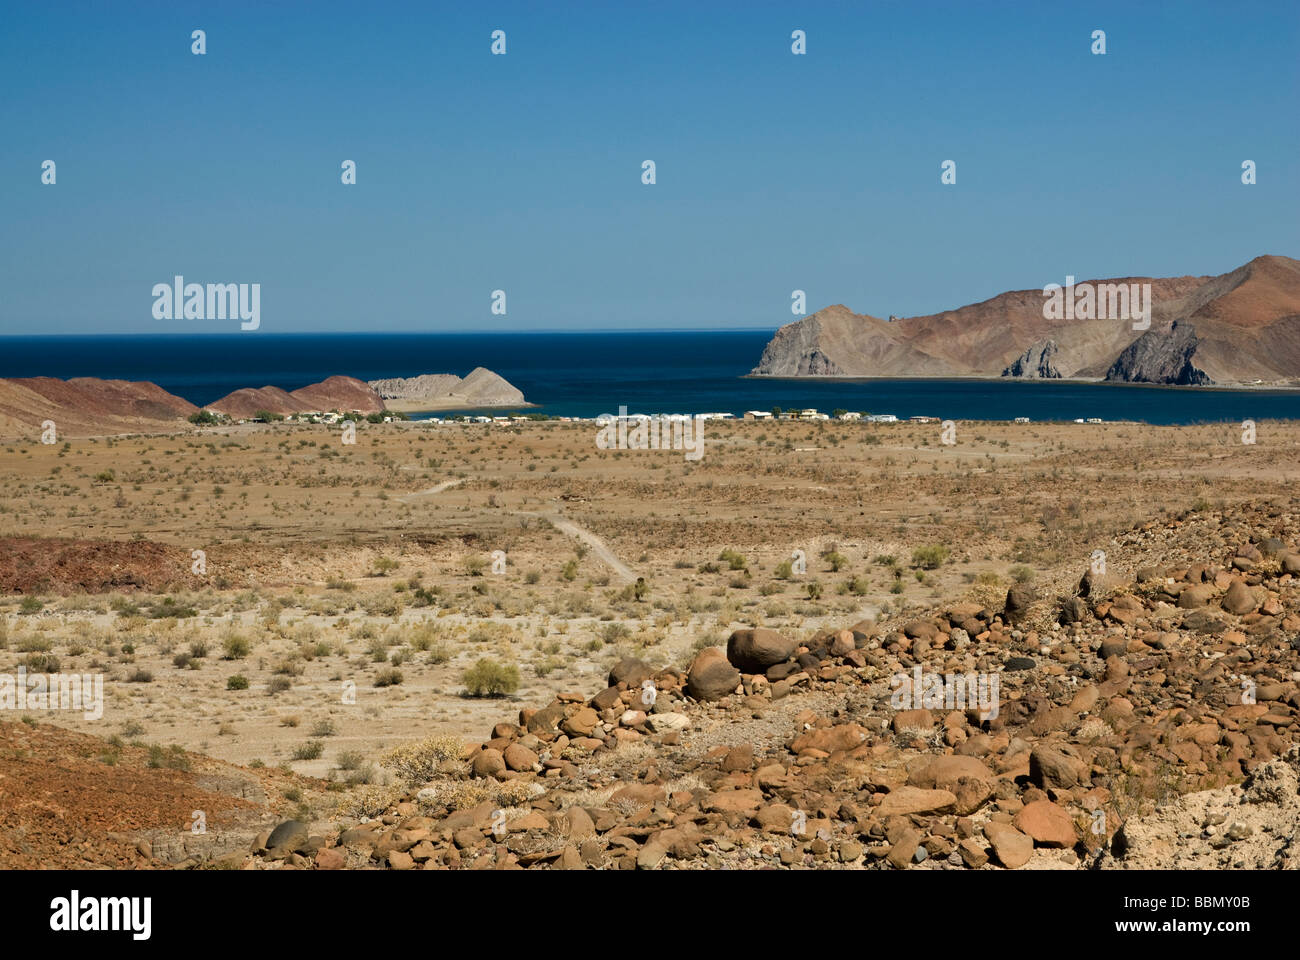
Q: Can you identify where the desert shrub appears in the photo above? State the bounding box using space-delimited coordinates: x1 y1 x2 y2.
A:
147 744 191 770
310 718 337 737
912 544 950 570
23 652 60 672
17 635 52 653
1008 565 1035 584
462 658 519 697
222 634 250 659
374 667 403 687
719 549 747 571
291 741 323 761
381 736 464 785
601 623 630 644
226 674 249 690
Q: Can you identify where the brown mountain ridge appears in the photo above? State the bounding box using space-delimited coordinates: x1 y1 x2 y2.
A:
750 255 1300 387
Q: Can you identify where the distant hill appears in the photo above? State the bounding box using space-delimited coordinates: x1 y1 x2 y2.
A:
368 367 528 410
206 376 384 419
0 377 198 439
750 255 1300 387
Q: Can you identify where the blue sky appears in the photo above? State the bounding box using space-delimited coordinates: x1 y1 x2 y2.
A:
1 0 1296 334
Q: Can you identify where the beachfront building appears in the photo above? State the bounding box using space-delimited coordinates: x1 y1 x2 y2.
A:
838 411 862 421
744 410 773 420
909 415 938 423
1014 416 1030 423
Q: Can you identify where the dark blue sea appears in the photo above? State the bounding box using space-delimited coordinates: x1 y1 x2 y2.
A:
2 332 1299 424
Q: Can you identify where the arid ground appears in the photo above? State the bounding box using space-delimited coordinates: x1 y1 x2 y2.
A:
2 417 1298 868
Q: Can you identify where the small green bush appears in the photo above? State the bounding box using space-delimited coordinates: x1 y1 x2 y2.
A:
462 658 520 697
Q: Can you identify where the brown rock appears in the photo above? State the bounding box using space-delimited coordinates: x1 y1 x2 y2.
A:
984 822 1033 869
1222 580 1258 616
315 847 345 870
886 827 923 869
561 707 600 738
470 748 506 779
503 742 539 772
702 789 764 815
957 837 988 867
1014 800 1078 848
876 786 956 816
892 709 934 733
687 648 742 701
726 628 797 673
791 723 869 755
1029 744 1087 789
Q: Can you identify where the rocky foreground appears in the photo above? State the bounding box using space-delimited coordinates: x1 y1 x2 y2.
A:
218 508 1300 870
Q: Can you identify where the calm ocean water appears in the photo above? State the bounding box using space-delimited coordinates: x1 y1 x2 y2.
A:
2 332 1299 424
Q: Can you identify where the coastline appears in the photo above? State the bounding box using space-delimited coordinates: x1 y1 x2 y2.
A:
742 373 1300 393
381 398 539 414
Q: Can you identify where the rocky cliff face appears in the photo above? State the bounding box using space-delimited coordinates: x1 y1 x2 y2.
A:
1002 340 1062 379
751 256 1300 387
1105 321 1213 385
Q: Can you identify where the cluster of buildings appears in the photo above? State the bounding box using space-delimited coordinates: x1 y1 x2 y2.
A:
225 408 1101 427
742 409 926 423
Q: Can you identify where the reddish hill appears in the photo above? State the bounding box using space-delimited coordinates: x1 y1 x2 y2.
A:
204 385 303 420
0 377 197 439
206 376 383 419
289 375 384 414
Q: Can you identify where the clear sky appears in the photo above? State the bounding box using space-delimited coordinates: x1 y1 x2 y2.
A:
2 0 1296 334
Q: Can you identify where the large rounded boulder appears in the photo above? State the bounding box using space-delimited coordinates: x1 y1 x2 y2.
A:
687 648 741 701
725 628 796 673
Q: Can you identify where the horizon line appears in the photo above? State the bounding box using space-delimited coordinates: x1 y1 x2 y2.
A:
0 327 784 338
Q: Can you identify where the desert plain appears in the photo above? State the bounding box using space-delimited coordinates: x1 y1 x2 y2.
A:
2 415 1299 870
